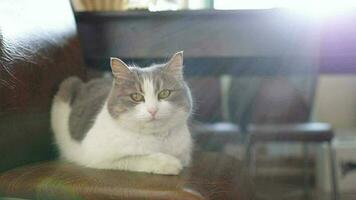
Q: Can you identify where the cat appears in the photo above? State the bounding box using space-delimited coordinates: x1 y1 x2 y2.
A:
51 52 193 175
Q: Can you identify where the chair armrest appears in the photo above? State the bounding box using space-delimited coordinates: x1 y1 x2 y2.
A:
247 122 334 143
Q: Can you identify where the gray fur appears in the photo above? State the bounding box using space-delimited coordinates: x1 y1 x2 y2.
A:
57 60 192 142
68 78 112 141
56 77 82 103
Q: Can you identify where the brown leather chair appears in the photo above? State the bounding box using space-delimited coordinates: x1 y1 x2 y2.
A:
0 0 253 199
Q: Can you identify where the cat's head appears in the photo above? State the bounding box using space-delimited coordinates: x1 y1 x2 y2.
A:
107 51 192 134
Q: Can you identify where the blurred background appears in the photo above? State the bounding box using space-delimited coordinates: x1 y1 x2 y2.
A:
71 0 356 199
1 0 356 199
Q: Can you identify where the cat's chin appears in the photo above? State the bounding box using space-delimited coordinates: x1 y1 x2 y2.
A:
138 118 184 135
147 117 164 123
117 118 168 133
143 119 167 128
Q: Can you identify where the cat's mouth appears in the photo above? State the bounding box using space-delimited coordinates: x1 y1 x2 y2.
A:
148 116 163 122
149 117 158 122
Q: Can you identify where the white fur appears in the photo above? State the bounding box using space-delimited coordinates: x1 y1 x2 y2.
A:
51 79 192 175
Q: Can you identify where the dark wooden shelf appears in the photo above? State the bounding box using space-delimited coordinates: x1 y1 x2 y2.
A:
75 8 295 19
75 9 356 74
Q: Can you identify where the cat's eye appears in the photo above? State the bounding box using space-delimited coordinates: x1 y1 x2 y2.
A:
130 93 144 102
158 89 171 99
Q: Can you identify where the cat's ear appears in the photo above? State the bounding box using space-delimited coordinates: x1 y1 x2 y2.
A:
110 57 131 79
164 51 184 80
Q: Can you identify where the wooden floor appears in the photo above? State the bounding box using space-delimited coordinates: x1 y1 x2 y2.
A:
232 151 356 200
253 176 356 200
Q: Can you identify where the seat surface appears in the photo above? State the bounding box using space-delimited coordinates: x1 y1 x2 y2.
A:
0 152 254 200
248 122 334 142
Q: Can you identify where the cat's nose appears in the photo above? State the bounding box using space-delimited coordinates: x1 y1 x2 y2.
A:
147 107 158 117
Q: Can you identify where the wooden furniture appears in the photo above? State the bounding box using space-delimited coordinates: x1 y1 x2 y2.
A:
76 9 321 75
244 123 337 200
236 78 338 200
0 0 253 199
75 10 356 75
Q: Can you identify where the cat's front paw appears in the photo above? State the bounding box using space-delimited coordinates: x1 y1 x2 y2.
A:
145 153 183 175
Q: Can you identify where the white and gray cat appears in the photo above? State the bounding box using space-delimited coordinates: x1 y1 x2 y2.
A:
51 52 193 175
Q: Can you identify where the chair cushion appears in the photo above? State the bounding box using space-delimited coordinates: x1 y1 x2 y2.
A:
0 152 253 200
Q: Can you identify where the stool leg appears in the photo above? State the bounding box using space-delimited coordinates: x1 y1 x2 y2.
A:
303 143 311 200
245 141 256 175
328 141 339 200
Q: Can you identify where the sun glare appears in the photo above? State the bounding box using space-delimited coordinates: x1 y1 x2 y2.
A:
214 0 356 18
